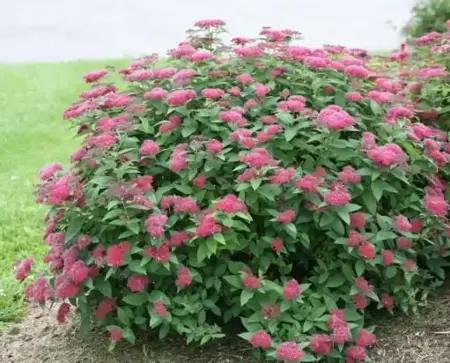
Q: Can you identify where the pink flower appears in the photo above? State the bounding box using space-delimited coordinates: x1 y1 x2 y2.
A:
382 293 395 309
228 86 241 96
276 342 303 361
244 99 258 109
309 334 332 355
345 65 370 78
352 293 368 309
367 143 407 166
56 302 71 323
70 147 87 163
345 91 363 101
268 168 296 184
242 274 260 289
394 215 411 232
324 190 351 205
173 69 197 83
425 194 447 216
167 89 196 106
140 140 160 156
169 231 190 247
173 197 198 213
39 163 63 180
214 194 246 213
277 209 295 223
240 148 275 167
358 242 375 259
104 93 133 108
233 46 264 57
201 88 224 99
176 266 192 288
249 330 272 349
317 105 355 130
207 139 223 153
403 259 416 270
110 327 122 342
283 279 301 300
195 215 222 237
397 237 412 249
144 244 171 263
338 166 361 183
144 88 169 100
83 69 107 83
347 230 363 246
194 19 225 27
368 90 393 104
355 329 376 347
331 325 350 344
15 258 33 280
270 237 284 252
255 83 270 97
193 175 207 188
127 275 149 292
145 214 167 237
304 56 328 69
153 300 168 316
95 298 115 319
381 250 394 266
413 31 441 44
350 212 365 229
106 241 131 266
346 345 367 360
410 218 422 232
190 50 214 62
127 69 153 81
287 45 311 60
355 277 371 292
69 260 90 283
295 174 322 192
235 73 254 83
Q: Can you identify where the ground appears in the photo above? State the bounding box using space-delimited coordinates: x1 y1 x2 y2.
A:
0 284 449 363
0 61 449 363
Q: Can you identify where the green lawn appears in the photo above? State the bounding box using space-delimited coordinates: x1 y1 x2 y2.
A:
0 59 128 324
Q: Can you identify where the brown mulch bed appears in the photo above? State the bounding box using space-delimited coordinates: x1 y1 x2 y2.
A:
1 286 449 363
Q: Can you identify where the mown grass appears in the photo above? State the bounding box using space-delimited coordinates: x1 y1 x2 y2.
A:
0 59 128 324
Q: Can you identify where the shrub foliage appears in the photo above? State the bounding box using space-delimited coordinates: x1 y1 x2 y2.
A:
16 18 450 362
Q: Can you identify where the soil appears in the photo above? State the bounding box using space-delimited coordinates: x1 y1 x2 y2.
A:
1 286 449 363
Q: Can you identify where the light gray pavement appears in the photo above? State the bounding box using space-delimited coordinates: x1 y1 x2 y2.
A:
0 0 415 63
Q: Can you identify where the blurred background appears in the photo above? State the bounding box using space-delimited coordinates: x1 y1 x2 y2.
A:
0 0 418 62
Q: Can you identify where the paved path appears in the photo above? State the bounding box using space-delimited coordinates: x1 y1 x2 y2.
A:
0 0 414 62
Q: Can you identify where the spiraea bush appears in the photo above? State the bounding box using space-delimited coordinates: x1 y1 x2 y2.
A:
16 18 450 362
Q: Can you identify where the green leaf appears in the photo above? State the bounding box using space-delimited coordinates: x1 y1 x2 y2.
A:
122 293 148 306
344 308 361 321
336 207 350 224
232 220 251 232
334 90 346 107
181 125 196 138
206 237 218 255
284 127 298 141
95 278 112 297
128 260 147 274
371 181 383 201
370 100 383 115
118 307 131 325
175 185 193 194
149 314 163 328
197 243 209 262
385 266 397 279
240 289 255 306
376 230 397 241
355 260 365 276
250 178 262 190
320 212 335 227
285 223 297 238
342 263 354 281
223 275 241 289
65 217 83 242
127 222 140 235
123 328 136 344
361 190 377 214
303 320 313 332
326 274 345 288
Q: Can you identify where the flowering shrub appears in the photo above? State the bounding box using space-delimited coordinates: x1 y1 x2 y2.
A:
16 18 450 362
